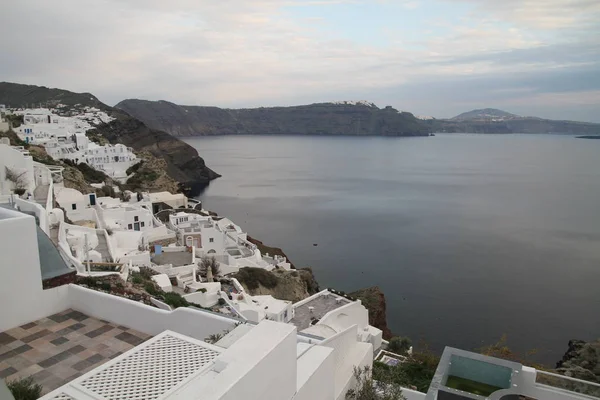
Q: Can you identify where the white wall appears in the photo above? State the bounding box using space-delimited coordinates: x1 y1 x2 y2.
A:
68 285 237 340
171 321 298 400
0 144 35 196
320 325 374 400
14 198 49 234
400 388 427 400
317 300 369 333
201 226 225 254
294 345 335 400
0 210 70 332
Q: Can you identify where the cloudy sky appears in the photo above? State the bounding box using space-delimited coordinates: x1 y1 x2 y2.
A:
1 0 599 121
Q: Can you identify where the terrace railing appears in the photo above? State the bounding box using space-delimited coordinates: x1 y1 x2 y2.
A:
536 370 600 399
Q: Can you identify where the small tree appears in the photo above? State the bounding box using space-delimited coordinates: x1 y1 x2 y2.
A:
7 376 43 400
5 166 28 195
346 366 406 400
387 336 412 355
199 256 220 279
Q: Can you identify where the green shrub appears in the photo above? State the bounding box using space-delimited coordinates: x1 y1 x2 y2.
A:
161 292 190 309
373 346 440 393
126 161 144 175
132 275 143 285
138 266 157 280
218 298 226 306
144 282 160 296
234 267 278 290
197 288 207 293
387 336 412 354
100 282 112 291
7 376 43 400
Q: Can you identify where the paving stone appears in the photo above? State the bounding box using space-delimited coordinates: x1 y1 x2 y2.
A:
85 325 114 338
66 345 85 355
38 356 60 368
48 313 71 323
86 354 105 364
6 355 32 370
67 323 86 331
21 329 51 343
19 322 37 330
0 366 17 378
66 310 89 322
10 363 42 380
12 344 33 355
115 331 144 346
50 337 69 346
71 359 93 371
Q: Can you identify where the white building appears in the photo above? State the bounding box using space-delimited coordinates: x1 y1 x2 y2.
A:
14 107 137 179
167 211 291 274
150 191 188 211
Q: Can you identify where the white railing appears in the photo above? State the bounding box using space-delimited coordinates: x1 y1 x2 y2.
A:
536 370 600 399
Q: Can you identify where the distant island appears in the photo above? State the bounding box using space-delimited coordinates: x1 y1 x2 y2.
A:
424 108 600 135
576 135 600 139
117 100 600 137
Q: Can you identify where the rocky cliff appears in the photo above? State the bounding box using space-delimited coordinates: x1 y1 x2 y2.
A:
232 267 319 303
349 286 393 340
556 339 600 383
116 99 431 137
0 82 219 195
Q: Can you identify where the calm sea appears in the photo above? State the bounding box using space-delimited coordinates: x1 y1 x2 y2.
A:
184 134 600 365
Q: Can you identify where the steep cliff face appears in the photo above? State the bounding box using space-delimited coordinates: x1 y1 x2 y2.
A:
116 99 431 137
89 112 219 195
0 82 219 195
349 286 393 339
556 339 600 382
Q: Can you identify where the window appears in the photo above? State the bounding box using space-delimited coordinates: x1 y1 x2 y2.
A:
209 238 214 243
71 204 77 210
134 216 139 222
140 222 145 227
128 224 133 229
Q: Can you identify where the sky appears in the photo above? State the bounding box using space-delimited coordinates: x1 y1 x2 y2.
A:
1 0 599 121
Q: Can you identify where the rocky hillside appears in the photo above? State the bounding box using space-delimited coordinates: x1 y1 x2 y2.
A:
232 267 319 303
556 339 600 383
427 108 600 134
349 286 393 340
116 99 431 137
0 82 219 195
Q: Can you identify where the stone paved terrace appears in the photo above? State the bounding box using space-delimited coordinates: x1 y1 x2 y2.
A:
290 293 352 332
0 309 152 395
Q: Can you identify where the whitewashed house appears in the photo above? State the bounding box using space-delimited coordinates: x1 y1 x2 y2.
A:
167 211 291 274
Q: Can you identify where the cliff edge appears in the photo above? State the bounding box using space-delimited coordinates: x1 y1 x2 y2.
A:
556 339 600 383
350 286 393 340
